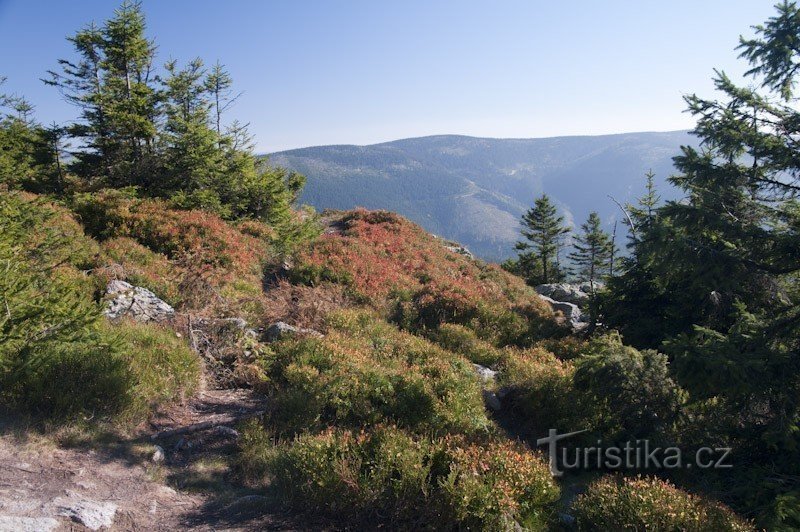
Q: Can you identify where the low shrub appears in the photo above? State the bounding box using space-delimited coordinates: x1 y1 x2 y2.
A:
108 321 200 423
429 323 503 367
574 333 685 442
572 475 754 531
0 192 199 423
72 189 273 318
248 425 559 530
72 190 269 273
499 348 592 437
534 335 586 360
97 237 180 304
261 310 489 436
290 209 557 346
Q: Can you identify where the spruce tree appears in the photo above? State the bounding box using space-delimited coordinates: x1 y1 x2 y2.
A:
569 212 613 328
515 194 570 285
205 62 239 139
45 0 159 186
0 80 59 192
605 4 800 524
161 58 226 211
601 173 677 348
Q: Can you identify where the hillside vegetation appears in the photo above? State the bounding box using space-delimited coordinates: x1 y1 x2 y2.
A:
1 1 799 530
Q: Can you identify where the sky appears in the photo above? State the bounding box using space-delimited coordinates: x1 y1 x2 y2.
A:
0 0 780 152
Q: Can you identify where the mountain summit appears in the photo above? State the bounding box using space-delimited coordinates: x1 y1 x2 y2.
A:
271 131 695 260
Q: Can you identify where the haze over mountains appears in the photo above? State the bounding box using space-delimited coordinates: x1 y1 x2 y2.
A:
271 131 696 261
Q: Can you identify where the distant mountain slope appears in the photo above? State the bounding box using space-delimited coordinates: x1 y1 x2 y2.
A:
270 131 696 261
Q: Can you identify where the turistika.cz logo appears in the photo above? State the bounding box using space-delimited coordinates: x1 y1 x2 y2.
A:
536 429 733 477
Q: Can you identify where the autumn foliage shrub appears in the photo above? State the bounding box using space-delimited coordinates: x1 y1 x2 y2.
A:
572 475 754 531
72 189 273 318
73 189 268 274
245 425 559 530
291 209 557 345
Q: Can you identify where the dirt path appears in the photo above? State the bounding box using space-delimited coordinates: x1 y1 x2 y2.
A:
0 386 317 531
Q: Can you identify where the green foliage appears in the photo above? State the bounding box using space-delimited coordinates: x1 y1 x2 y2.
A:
0 192 198 421
243 425 559 530
602 4 800 525
109 321 200 422
499 348 590 436
572 475 754 532
45 1 160 187
261 310 490 436
0 80 62 192
574 333 684 442
429 323 503 367
42 1 308 237
515 194 570 285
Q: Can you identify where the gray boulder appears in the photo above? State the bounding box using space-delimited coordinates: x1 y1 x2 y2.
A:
472 363 498 383
539 295 585 328
0 517 59 532
263 321 323 342
444 243 475 260
103 280 174 322
535 283 590 306
55 496 117 531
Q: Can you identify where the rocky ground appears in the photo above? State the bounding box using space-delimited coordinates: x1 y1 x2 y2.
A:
0 383 321 531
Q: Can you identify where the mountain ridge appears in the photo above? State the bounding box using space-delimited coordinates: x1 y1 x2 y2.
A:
269 130 697 261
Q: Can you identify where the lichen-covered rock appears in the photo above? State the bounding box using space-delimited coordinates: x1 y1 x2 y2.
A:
55 496 117 531
472 363 498 383
263 321 323 342
103 280 174 322
535 283 591 306
539 295 584 328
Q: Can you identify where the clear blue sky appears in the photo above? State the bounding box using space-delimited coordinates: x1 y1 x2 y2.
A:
0 0 779 152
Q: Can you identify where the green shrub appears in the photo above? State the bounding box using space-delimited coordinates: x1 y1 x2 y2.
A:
248 425 559 530
430 323 502 367
534 335 586 360
572 475 754 531
0 192 199 423
499 348 593 436
109 321 200 422
262 310 489 436
574 333 684 442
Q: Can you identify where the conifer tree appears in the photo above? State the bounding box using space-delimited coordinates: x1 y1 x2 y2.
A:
515 194 570 285
160 58 225 210
601 173 677 348
569 212 613 328
605 4 800 524
205 62 239 139
45 1 159 186
0 80 59 192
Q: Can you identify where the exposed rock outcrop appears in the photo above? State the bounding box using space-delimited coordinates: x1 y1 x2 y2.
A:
54 495 117 531
472 363 498 383
535 283 592 306
263 321 323 342
103 280 174 322
444 243 475 260
539 295 585 329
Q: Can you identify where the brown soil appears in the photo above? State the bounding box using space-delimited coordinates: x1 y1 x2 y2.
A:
0 382 325 531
